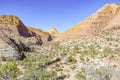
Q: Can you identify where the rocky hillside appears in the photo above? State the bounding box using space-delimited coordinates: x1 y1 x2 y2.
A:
27 27 52 42
0 3 120 80
56 3 120 41
0 15 52 57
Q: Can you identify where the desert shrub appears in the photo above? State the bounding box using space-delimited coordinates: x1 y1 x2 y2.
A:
75 64 112 80
0 61 21 79
70 65 76 70
108 54 115 60
0 56 7 61
66 56 76 63
23 69 57 80
73 45 80 53
55 63 60 67
102 47 112 58
75 67 85 80
30 46 35 52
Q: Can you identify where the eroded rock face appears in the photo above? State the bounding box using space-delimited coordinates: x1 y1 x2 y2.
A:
0 15 33 38
17 21 33 37
0 15 32 55
0 15 53 57
0 38 18 57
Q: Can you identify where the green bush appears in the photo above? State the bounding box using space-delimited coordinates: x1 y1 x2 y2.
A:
0 56 6 61
24 69 57 80
66 56 76 63
75 67 85 80
0 61 21 79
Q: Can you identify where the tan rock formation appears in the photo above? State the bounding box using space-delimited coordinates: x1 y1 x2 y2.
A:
56 3 120 41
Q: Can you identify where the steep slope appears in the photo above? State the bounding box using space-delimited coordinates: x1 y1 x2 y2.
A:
0 15 31 57
27 27 52 42
0 15 52 57
0 15 32 37
57 3 120 41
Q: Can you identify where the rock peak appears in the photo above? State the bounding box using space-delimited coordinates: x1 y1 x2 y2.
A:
108 3 119 6
105 3 120 8
0 15 20 25
47 26 57 34
94 3 120 16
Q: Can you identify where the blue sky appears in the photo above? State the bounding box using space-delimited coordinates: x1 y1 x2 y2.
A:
0 0 120 32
